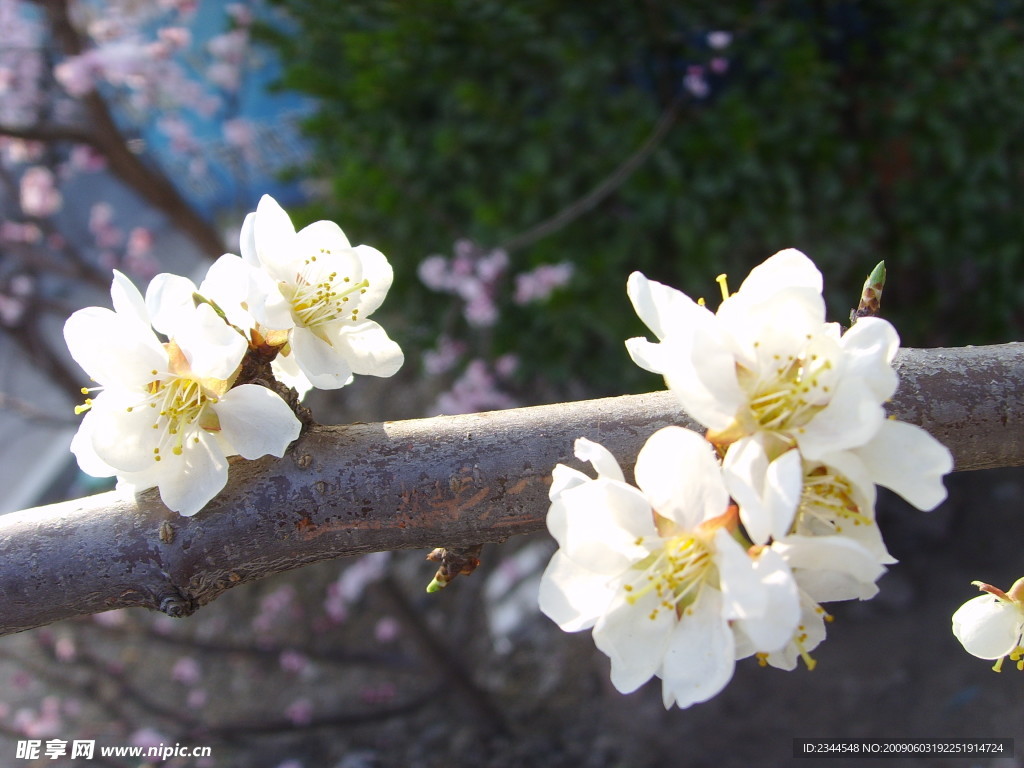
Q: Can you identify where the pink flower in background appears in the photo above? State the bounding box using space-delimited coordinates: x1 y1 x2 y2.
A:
684 65 709 99
279 649 310 674
423 335 466 375
19 166 62 217
130 727 169 749
707 30 733 49
435 358 517 415
514 262 573 305
418 241 508 328
285 698 314 726
171 656 202 685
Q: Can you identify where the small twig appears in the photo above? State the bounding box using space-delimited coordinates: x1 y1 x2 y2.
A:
425 543 484 592
497 94 685 253
379 574 509 736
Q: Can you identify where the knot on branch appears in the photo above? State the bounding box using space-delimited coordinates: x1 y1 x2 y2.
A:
155 587 196 618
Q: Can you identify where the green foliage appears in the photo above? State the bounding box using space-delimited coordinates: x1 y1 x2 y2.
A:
262 0 1024 399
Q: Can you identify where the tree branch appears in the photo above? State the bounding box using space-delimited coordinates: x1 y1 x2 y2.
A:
26 0 229 260
0 344 1021 637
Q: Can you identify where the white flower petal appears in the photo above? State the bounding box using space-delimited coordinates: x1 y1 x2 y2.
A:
253 194 300 277
352 244 394 317
271 352 315 400
64 307 166 388
295 218 352 256
763 449 803 539
952 595 1024 660
290 327 356 389
215 384 301 459
70 410 118 478
733 547 800 654
839 317 900 401
146 273 198 336
332 321 404 377
634 426 729 529
775 535 885 602
797 373 885 460
723 436 772 544
87 394 162 472
549 463 592 500
153 431 229 516
855 420 952 510
538 551 616 632
736 248 822 298
239 210 258 266
573 437 625 484
174 303 247 380
763 591 829 670
551 480 656 573
626 271 702 342
593 589 675 694
110 270 149 327
658 587 736 709
714 528 766 620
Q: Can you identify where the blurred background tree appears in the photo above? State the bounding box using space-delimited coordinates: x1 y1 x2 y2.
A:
263 0 1024 403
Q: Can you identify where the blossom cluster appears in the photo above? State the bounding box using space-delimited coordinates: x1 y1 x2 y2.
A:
539 249 954 708
65 195 403 516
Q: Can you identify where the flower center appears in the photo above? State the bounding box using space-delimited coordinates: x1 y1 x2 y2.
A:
140 375 220 462
741 347 834 441
625 531 716 620
284 251 369 331
796 465 873 535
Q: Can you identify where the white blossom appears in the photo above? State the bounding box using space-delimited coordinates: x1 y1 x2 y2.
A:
238 194 403 390
755 534 887 671
626 250 952 548
626 250 900 462
952 579 1024 671
65 271 302 516
538 427 799 709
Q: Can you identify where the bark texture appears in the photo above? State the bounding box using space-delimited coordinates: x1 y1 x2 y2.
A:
0 343 1021 637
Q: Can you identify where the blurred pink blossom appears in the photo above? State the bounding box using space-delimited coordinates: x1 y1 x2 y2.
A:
171 656 202 685
285 698 314 726
684 65 709 99
423 336 466 375
130 727 169 749
374 616 401 643
279 649 309 674
323 553 391 623
227 3 254 26
418 241 509 328
513 262 573 305
707 30 733 49
253 584 301 634
14 697 62 738
54 636 76 662
435 359 517 415
19 166 62 217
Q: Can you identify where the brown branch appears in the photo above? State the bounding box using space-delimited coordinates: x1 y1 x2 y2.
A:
0 120 98 146
24 0 228 260
0 344 1021 638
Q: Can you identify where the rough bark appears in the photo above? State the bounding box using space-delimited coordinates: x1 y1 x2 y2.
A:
0 343 1021 637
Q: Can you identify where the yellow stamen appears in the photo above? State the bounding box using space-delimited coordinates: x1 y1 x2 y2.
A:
715 273 730 302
